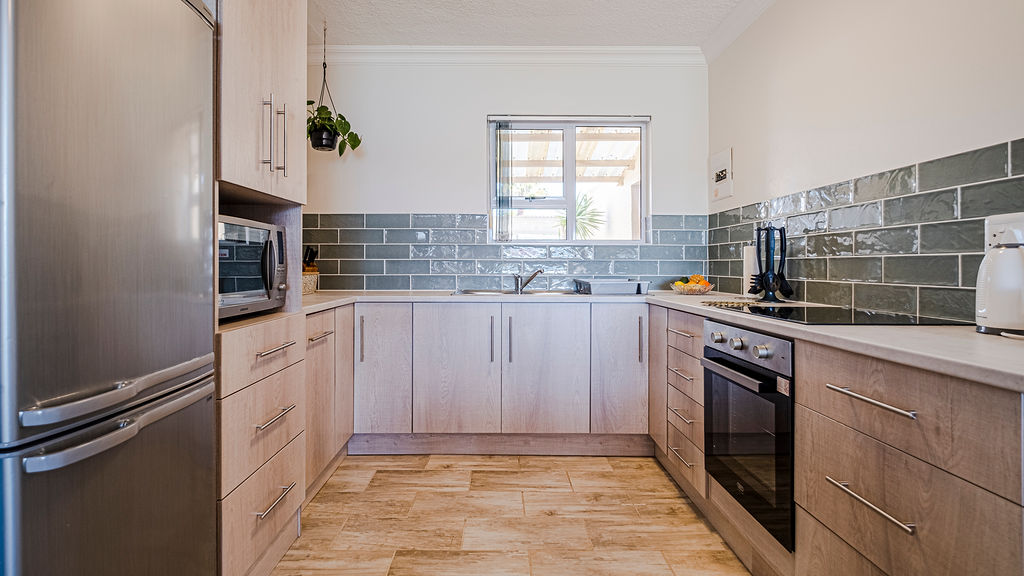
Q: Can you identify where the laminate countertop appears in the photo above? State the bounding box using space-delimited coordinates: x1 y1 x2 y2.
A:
301 290 1024 393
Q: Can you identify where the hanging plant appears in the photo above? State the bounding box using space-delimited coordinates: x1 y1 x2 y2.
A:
307 24 362 157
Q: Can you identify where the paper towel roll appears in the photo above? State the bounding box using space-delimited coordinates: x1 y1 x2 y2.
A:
742 244 759 292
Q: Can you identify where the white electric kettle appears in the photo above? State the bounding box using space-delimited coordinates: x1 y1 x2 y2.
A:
976 212 1024 336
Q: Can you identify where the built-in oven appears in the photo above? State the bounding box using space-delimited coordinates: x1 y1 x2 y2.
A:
702 319 794 551
217 215 287 320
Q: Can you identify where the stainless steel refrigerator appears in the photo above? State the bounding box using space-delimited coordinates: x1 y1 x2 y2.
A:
0 1 217 574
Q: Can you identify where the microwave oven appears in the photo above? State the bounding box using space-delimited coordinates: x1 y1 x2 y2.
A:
217 215 287 320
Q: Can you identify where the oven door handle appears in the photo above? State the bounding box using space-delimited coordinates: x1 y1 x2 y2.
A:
701 357 772 394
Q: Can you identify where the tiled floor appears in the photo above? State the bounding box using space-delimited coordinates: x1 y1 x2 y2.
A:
271 455 750 576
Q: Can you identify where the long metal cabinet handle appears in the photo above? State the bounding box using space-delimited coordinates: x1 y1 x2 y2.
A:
262 94 275 172
668 407 694 425
669 367 694 382
18 354 213 427
308 330 334 343
668 446 694 468
825 384 917 420
275 103 287 175
667 328 694 339
256 340 296 358
490 315 495 363
255 482 296 520
359 316 365 362
254 404 296 431
825 476 916 535
638 316 643 363
22 380 214 474
508 317 513 363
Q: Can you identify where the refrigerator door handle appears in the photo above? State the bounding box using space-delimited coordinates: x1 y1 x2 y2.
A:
18 354 214 427
21 380 214 474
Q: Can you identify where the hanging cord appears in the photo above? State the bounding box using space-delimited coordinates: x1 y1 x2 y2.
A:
317 22 337 112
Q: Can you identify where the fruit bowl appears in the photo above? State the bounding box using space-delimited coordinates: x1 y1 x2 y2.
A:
672 283 714 295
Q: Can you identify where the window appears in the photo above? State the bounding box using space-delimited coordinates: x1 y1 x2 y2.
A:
489 117 648 243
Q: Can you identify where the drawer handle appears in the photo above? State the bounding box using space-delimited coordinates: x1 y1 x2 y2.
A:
825 476 916 535
308 330 335 343
825 383 917 420
254 404 296 431
254 482 296 520
667 328 694 339
256 340 296 359
668 446 694 468
669 367 694 382
668 407 694 425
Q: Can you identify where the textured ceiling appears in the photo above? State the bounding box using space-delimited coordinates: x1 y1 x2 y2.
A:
308 0 745 46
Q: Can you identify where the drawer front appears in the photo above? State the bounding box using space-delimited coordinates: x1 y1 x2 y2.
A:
305 309 336 343
219 361 306 497
667 421 706 498
217 314 306 398
220 433 305 576
667 384 704 450
667 309 702 355
796 342 1022 504
795 507 884 576
667 346 703 405
795 406 1022 576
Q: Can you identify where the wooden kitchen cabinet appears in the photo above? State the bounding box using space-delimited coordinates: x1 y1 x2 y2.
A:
591 303 648 434
304 309 335 490
648 305 668 452
334 304 354 450
413 303 501 433
354 303 413 433
501 303 591 433
218 0 306 203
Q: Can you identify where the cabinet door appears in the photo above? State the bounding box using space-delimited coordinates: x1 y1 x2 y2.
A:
334 305 354 450
268 0 306 204
218 0 274 195
304 309 335 488
354 303 412 433
501 303 590 433
648 305 668 452
591 303 648 434
413 303 501 433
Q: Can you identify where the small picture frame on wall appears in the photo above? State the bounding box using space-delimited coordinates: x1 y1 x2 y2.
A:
709 148 733 203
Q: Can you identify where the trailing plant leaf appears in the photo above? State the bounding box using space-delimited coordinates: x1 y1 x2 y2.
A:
337 138 348 157
336 116 351 135
346 132 361 149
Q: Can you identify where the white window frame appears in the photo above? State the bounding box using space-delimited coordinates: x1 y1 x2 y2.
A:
487 116 650 244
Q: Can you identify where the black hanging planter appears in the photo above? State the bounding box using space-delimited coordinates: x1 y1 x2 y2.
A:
309 128 338 151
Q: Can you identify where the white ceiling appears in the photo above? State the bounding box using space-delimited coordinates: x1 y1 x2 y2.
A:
308 0 747 47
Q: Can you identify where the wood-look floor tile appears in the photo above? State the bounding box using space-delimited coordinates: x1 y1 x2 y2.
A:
461 516 592 551
330 515 464 551
522 491 639 520
518 456 614 471
339 455 430 470
409 490 525 518
529 550 675 576
663 550 751 575
304 490 417 520
607 457 666 472
386 550 530 576
318 468 377 493
271 549 395 576
366 470 472 492
585 517 719 551
469 470 572 492
425 455 521 471
569 470 685 496
630 495 703 524
289 524 348 551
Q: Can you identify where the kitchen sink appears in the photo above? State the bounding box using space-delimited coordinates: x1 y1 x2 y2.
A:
453 289 577 295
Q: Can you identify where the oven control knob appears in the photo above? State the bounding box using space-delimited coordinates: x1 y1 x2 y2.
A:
752 344 773 359
710 331 726 343
729 337 745 350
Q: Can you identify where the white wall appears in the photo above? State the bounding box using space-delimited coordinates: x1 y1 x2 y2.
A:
709 0 1024 211
305 47 708 215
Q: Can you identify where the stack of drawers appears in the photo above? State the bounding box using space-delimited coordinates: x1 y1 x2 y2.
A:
794 342 1023 576
216 313 307 576
663 309 706 498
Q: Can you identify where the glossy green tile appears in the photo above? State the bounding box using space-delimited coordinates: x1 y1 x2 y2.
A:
918 143 1008 191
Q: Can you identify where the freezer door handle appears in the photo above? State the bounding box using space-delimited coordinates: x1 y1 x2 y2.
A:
21 380 214 474
18 354 213 427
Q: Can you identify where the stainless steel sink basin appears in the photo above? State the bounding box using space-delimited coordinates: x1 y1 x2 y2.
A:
452 289 577 296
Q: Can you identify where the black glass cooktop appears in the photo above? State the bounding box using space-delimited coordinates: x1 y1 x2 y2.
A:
703 301 972 326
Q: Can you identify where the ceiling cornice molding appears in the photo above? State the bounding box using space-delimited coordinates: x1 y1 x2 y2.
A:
307 45 707 68
700 0 774 63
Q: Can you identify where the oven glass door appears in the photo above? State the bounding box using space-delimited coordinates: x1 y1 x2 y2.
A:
704 348 793 551
217 221 270 307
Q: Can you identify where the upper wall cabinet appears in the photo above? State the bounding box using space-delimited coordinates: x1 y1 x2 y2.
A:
218 0 307 204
